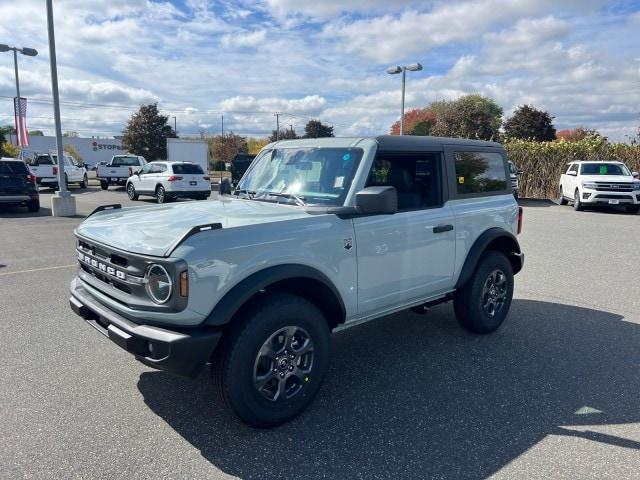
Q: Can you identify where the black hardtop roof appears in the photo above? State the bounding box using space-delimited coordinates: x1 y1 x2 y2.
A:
375 135 502 151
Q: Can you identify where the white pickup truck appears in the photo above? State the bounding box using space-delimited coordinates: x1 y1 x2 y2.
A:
96 155 147 190
559 160 640 213
29 153 88 190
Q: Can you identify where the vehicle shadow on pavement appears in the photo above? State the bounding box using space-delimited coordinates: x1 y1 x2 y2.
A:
0 204 52 218
137 300 640 479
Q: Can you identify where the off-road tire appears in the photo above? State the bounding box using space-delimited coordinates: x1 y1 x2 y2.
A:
127 183 139 201
454 250 514 334
558 186 568 205
211 293 330 428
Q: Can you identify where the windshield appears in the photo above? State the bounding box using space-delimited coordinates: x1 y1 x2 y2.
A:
33 155 55 166
237 147 363 206
580 163 630 176
172 164 203 174
111 156 141 167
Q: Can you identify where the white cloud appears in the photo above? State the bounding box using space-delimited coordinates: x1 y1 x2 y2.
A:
220 95 327 114
220 30 267 49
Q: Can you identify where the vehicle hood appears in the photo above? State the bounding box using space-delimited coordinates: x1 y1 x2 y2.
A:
76 198 311 257
580 175 634 183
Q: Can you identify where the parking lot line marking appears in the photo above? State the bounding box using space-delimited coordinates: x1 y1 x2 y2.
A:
0 264 76 277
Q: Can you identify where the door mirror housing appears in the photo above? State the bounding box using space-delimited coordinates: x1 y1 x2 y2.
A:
355 186 397 215
632 171 639 179
567 170 577 176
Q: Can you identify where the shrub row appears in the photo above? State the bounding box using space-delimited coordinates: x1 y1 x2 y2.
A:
504 138 640 199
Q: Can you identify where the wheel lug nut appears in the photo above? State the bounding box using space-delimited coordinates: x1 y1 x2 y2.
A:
279 372 285 378
288 365 294 371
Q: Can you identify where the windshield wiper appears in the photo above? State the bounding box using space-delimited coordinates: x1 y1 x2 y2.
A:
262 191 306 206
234 189 256 199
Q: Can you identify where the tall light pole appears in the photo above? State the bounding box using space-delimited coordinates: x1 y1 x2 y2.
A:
172 115 177 135
0 44 38 146
386 63 423 135
46 0 76 216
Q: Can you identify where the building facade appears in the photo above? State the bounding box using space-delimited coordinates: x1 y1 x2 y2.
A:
11 136 127 167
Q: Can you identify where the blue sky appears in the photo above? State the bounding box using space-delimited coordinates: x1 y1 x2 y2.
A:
0 0 639 140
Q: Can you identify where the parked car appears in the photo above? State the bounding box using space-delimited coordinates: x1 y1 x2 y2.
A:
70 135 524 427
126 161 211 203
230 153 256 186
96 155 146 190
508 160 522 199
29 153 87 190
558 160 640 213
0 157 39 212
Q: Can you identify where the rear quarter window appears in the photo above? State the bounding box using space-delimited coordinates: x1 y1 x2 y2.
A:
454 151 507 194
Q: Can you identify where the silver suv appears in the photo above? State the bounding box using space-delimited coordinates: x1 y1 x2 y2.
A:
70 135 524 427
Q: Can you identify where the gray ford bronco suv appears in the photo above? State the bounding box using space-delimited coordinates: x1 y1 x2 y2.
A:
70 135 524 427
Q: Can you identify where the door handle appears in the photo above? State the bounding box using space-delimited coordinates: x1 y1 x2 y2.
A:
433 224 454 234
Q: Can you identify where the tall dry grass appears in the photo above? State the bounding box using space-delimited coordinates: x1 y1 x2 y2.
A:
504 138 640 199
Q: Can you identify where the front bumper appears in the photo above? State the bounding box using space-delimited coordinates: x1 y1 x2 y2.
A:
70 278 221 377
580 189 640 205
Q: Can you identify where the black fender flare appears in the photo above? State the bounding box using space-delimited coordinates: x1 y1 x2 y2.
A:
203 264 346 327
455 228 523 289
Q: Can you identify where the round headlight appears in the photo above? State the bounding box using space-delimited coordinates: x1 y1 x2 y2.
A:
145 264 172 304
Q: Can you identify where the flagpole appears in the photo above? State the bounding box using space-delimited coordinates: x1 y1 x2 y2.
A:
47 0 76 216
12 49 22 145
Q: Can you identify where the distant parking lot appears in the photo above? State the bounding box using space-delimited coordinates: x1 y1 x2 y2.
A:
1 193 639 479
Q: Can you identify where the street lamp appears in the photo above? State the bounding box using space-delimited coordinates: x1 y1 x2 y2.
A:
386 63 423 135
0 44 38 145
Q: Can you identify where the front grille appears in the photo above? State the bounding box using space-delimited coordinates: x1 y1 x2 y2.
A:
594 183 633 192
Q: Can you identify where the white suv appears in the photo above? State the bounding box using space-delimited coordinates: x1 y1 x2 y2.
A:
559 161 640 214
125 161 211 203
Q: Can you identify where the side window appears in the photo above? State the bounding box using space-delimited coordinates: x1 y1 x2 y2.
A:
140 164 152 175
454 151 507 195
366 152 442 210
568 164 578 174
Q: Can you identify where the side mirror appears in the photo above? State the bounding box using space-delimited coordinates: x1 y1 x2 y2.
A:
517 170 524 175
355 186 397 215
567 171 577 176
632 171 639 179
219 177 232 195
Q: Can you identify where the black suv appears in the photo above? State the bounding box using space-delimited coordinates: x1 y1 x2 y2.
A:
0 158 40 212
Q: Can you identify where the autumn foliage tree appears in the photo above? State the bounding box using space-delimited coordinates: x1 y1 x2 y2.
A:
208 132 248 169
556 127 603 142
122 103 176 160
390 109 436 136
503 105 556 141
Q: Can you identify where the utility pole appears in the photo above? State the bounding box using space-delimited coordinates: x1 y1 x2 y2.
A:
221 114 224 137
275 112 280 140
172 116 177 135
47 0 75 216
289 124 294 138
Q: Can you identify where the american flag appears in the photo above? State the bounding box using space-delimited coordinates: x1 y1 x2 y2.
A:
14 97 29 147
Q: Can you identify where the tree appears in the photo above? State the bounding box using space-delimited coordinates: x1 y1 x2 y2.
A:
63 131 79 138
29 130 44 136
269 128 298 142
429 94 503 140
247 137 270 155
304 120 334 138
390 109 436 136
122 103 176 160
208 132 248 167
503 105 556 141
556 127 603 142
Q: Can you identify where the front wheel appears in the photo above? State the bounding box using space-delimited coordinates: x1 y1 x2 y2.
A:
127 183 139 201
79 174 87 189
573 189 583 211
626 205 640 214
100 181 108 190
211 293 330 428
454 251 514 334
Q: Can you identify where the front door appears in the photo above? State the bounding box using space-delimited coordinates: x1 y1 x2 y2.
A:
353 151 456 315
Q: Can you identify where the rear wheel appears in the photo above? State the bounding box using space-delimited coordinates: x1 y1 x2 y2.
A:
27 199 40 212
79 174 88 189
127 183 139 201
454 251 514 334
558 186 568 205
156 185 166 204
211 293 330 428
573 189 583 211
100 181 108 190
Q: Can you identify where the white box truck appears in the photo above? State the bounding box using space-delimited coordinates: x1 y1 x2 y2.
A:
167 138 210 172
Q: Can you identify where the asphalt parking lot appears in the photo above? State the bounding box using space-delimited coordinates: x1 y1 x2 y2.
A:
1 191 639 479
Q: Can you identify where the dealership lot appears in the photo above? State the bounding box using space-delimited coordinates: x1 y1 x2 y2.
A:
1 192 639 479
